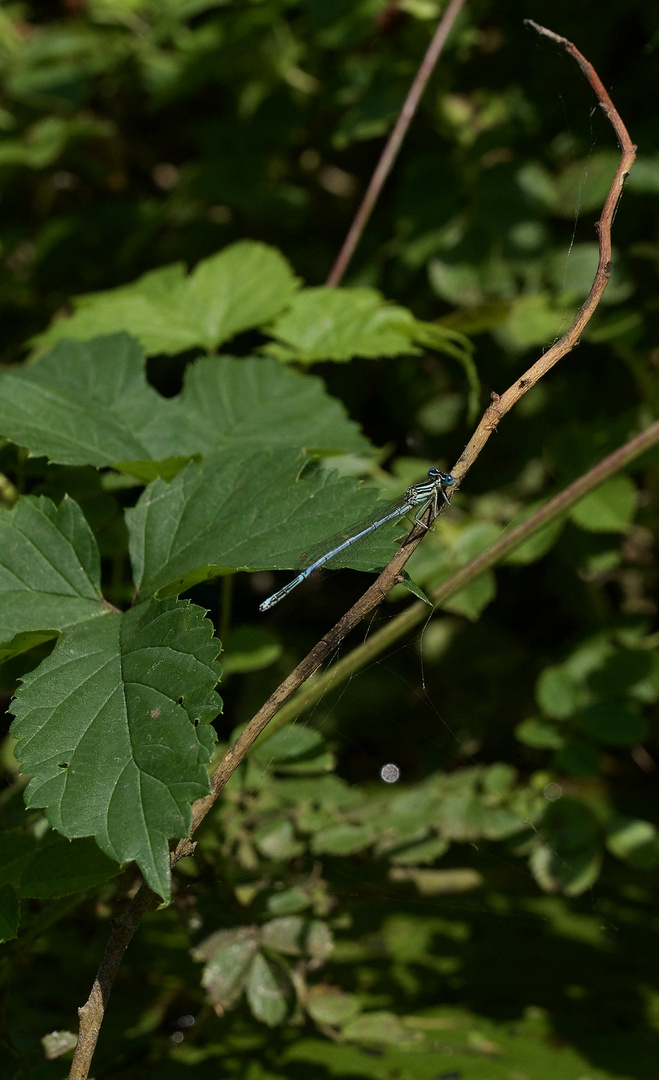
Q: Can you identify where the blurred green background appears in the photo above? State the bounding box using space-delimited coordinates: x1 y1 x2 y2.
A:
2 1 659 1077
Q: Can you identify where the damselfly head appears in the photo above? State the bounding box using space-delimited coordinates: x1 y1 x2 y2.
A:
427 467 454 486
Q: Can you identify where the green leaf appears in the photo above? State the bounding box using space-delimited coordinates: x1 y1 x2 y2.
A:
246 952 294 1027
547 243 633 306
0 334 171 468
262 286 422 363
504 516 564 565
0 115 113 169
41 1031 78 1061
264 887 311 917
127 448 414 600
436 795 486 840
0 494 106 664
515 717 565 749
569 475 637 533
530 841 602 897
0 829 119 898
553 738 601 778
253 819 304 860
260 916 332 960
540 797 600 851
221 626 282 676
192 927 259 1010
341 1011 418 1046
552 151 621 216
368 786 439 849
253 725 333 775
390 866 483 895
606 817 659 869
0 334 368 470
482 762 517 797
577 701 649 747
587 648 653 696
428 258 486 307
306 987 361 1027
33 241 300 355
175 352 368 458
10 597 221 900
495 293 567 352
536 666 581 719
18 835 120 898
388 835 450 865
442 571 496 620
482 806 528 840
311 824 376 855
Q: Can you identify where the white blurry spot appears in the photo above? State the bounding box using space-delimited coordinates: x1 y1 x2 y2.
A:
178 1014 195 1028
544 782 563 802
152 162 180 190
380 763 400 784
169 1031 184 1044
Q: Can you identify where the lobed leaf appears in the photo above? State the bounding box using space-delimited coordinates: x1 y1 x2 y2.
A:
0 334 368 471
10 597 221 900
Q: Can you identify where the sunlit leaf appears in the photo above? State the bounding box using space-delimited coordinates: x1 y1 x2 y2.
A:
33 241 300 355
569 475 637 533
606 817 659 869
263 286 422 363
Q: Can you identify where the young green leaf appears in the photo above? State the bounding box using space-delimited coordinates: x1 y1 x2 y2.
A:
262 286 423 363
10 597 221 900
32 241 300 355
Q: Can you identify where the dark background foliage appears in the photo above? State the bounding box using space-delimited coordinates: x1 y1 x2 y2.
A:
1 1 659 1077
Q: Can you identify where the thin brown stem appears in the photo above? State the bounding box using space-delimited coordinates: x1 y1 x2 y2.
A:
325 0 468 287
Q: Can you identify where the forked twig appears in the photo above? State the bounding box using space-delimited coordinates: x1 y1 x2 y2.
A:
69 23 636 1080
